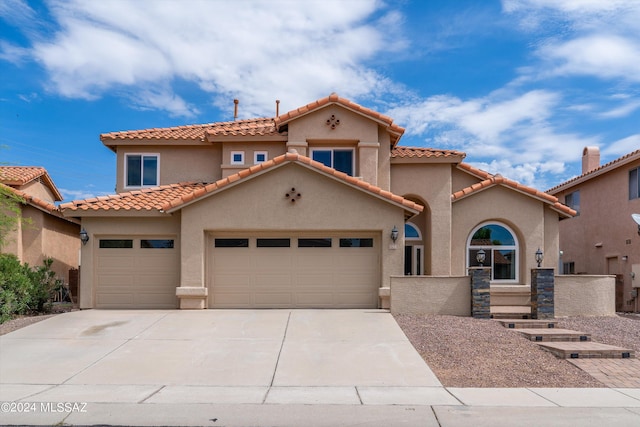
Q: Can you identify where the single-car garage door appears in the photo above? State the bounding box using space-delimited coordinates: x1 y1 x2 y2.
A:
95 237 178 308
209 233 380 308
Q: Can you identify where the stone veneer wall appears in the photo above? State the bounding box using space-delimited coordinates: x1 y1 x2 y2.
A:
390 276 470 316
470 267 491 318
531 268 554 319
555 275 616 317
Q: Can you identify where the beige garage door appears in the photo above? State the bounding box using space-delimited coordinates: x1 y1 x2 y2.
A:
209 234 379 308
95 237 178 308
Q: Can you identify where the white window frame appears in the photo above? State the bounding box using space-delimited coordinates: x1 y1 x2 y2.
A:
230 151 245 165
310 148 355 176
405 223 422 241
467 222 519 283
124 153 160 189
254 151 268 164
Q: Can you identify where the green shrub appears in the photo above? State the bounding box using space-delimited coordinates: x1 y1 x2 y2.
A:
0 254 63 323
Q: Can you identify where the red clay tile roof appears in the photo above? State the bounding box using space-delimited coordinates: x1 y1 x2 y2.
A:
391 146 466 160
454 163 576 217
1 183 77 223
61 153 423 216
547 149 640 193
0 166 63 201
99 94 406 146
100 118 282 142
60 182 208 213
274 93 405 146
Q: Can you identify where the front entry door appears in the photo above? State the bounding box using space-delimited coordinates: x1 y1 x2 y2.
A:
404 245 424 276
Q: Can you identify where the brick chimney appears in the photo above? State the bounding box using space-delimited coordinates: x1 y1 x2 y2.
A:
582 146 600 174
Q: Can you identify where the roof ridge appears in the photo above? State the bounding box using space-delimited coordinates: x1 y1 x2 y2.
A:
547 148 640 192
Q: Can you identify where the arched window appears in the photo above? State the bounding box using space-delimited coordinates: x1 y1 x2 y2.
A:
467 223 518 282
405 223 421 240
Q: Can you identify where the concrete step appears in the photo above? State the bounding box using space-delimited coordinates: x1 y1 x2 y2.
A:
497 319 558 329
516 328 591 342
538 342 635 359
490 305 531 319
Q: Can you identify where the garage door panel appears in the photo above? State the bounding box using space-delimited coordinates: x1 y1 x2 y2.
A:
95 237 178 309
210 234 379 309
97 256 135 269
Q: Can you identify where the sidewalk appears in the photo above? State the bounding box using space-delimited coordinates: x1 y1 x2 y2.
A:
1 385 640 426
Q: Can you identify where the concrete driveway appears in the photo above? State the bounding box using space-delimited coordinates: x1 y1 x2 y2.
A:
0 309 452 409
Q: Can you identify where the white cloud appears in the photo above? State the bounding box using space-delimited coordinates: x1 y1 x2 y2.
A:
538 35 640 82
602 134 640 157
9 0 403 118
598 99 640 118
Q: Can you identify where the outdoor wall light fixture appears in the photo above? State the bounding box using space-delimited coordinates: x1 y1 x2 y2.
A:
535 248 544 268
391 226 399 243
476 249 486 267
80 228 89 245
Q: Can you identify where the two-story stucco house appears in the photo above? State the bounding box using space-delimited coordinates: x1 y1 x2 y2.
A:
548 147 640 313
61 94 574 312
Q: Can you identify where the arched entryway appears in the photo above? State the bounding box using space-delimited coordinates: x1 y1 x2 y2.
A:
403 196 429 275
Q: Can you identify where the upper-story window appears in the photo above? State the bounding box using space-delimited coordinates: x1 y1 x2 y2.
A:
254 151 268 164
231 151 244 165
125 154 158 188
630 167 640 200
311 148 354 176
565 190 580 215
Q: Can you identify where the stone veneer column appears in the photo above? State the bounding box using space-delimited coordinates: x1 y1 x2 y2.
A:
531 268 554 319
470 267 491 318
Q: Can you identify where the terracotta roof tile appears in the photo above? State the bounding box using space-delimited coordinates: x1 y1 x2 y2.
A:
274 93 405 145
547 149 640 193
0 183 77 223
453 163 575 217
60 154 423 215
100 118 282 142
0 166 63 201
60 182 208 213
391 146 466 160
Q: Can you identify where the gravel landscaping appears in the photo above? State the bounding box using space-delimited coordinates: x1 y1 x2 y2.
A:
394 313 640 388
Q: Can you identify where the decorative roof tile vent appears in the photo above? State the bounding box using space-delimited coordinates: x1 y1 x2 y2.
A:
326 114 340 129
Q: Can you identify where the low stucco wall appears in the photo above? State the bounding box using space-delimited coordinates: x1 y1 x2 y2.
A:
555 275 615 317
390 276 470 316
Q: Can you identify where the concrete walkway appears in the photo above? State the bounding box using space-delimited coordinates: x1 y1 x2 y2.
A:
1 309 640 426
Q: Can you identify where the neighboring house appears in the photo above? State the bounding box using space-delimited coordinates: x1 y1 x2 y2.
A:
548 147 640 313
60 94 574 311
0 166 81 285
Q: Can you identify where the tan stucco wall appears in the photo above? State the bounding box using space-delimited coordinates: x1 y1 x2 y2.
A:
116 145 223 192
2 205 79 283
391 163 452 275
552 157 640 312
390 276 470 316
221 142 288 178
451 186 557 284
555 275 616 317
451 166 482 193
78 215 181 308
179 163 406 294
19 180 58 204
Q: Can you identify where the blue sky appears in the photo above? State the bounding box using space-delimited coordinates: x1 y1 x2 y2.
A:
1 0 639 202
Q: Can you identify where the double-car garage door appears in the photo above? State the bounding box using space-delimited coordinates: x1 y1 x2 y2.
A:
95 233 380 309
209 233 380 308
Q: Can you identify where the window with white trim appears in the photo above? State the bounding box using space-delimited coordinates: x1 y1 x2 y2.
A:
254 151 268 164
405 223 421 240
467 223 518 282
311 148 354 176
231 151 244 165
125 154 159 188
